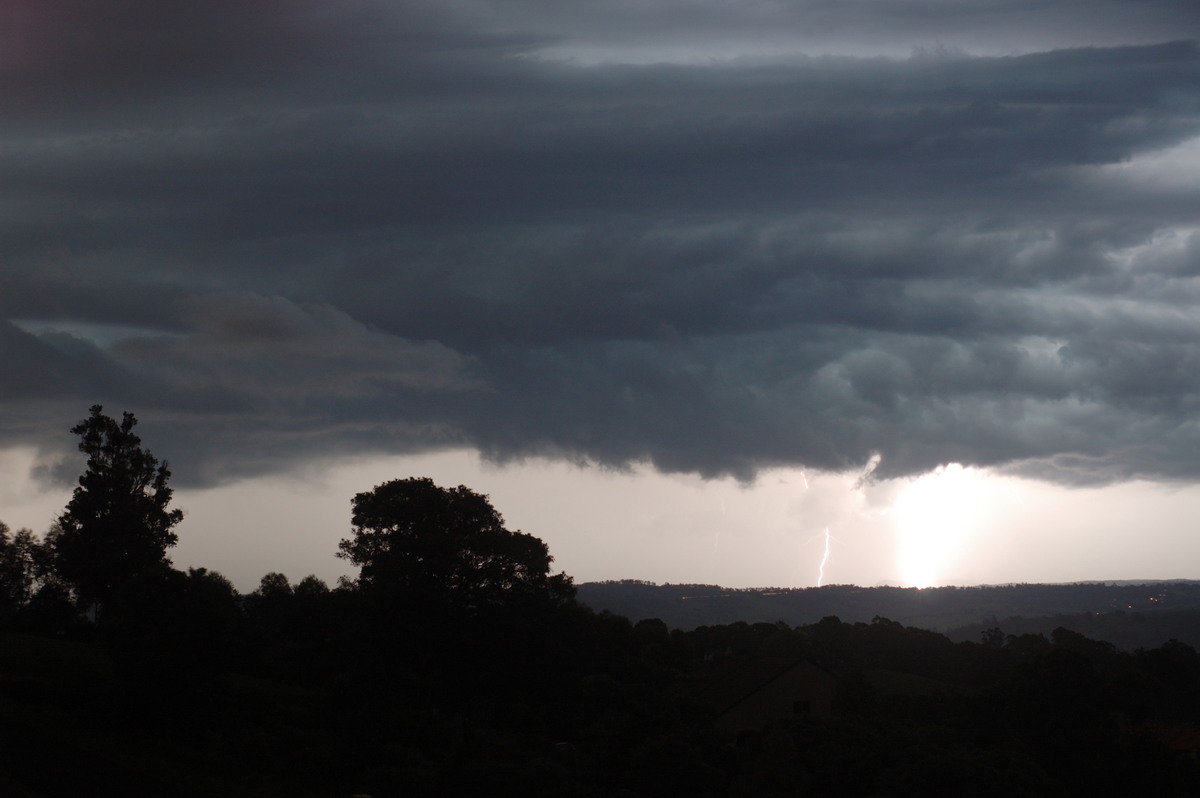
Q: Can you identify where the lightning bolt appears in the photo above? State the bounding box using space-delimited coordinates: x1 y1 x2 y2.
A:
817 527 831 587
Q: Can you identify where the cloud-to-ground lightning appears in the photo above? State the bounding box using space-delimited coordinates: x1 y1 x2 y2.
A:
817 527 831 587
796 469 833 587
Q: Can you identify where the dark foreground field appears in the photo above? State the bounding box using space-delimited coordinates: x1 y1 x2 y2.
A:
4 582 1200 797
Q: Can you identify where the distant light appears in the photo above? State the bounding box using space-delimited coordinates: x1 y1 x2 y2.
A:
893 464 982 588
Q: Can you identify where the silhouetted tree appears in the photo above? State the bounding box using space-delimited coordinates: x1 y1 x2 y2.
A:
338 477 574 609
1 522 76 633
294 573 329 598
256 571 294 601
0 522 41 611
51 405 183 612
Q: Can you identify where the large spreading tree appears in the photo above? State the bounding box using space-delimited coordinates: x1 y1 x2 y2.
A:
338 477 574 609
53 405 183 609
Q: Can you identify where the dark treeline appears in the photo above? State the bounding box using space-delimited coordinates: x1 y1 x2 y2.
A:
3 407 1200 796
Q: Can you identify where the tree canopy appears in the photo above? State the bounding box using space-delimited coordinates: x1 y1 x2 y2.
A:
0 522 41 611
338 476 574 608
52 405 183 608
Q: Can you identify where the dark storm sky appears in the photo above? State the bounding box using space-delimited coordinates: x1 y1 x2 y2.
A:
3 0 1200 491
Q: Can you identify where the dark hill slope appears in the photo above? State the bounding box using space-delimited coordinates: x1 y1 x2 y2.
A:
577 580 1200 648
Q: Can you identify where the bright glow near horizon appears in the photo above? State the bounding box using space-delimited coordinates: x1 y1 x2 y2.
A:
892 464 985 588
4 446 1200 593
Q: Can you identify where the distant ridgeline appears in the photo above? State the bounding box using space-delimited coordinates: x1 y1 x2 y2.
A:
576 580 1200 650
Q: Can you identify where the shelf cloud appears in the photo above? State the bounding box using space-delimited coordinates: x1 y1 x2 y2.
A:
4 1 1200 490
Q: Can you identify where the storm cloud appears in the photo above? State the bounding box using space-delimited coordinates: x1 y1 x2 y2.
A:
3 1 1200 487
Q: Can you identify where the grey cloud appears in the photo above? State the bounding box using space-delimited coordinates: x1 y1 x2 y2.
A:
114 293 478 399
5 295 481 488
457 0 1200 60
3 2 1200 488
0 323 103 402
461 322 1200 482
